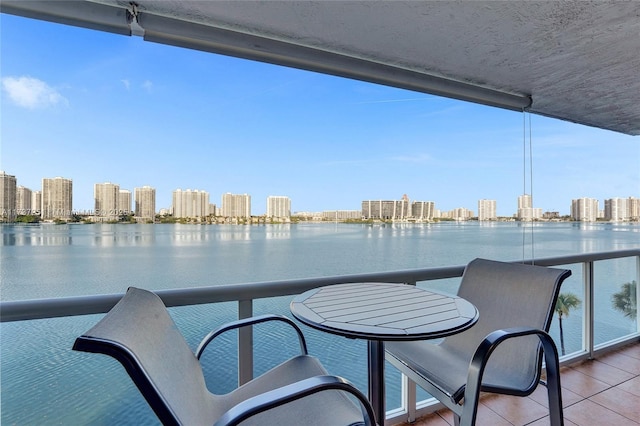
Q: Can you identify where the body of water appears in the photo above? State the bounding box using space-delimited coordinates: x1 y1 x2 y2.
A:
1 222 638 424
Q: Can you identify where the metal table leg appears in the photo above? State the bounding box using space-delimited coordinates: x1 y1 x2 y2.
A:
368 340 385 426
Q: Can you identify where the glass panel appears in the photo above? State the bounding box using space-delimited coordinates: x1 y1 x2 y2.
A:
594 258 638 345
548 264 584 356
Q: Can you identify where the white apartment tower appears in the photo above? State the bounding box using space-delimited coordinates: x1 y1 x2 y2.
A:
16 186 32 215
173 189 210 218
266 196 291 218
411 201 435 221
571 198 599 222
119 190 132 214
31 191 42 215
450 207 474 221
361 199 410 220
1 171 17 222
94 182 120 220
478 199 497 221
222 193 251 218
604 198 628 222
135 186 156 220
628 197 640 221
42 177 73 220
517 194 541 220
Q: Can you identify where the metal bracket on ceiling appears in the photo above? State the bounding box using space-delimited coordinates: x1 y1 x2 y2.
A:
126 2 145 37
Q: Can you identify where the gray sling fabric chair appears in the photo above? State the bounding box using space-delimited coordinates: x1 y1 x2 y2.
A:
73 287 376 426
386 258 571 426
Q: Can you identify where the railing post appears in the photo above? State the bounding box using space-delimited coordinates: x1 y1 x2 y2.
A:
403 374 417 423
583 261 595 359
238 299 253 386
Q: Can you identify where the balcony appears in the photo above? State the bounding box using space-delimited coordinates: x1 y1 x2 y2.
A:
2 249 638 425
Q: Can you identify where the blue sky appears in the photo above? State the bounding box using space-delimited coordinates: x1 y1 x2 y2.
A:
1 14 638 216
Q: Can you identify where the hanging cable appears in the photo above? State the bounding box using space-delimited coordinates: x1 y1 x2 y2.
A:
522 111 527 262
521 109 535 264
528 111 535 264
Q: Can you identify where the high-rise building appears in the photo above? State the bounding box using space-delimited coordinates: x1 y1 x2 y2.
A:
450 207 474 221
571 197 598 222
361 199 410 220
411 201 435 221
222 193 251 218
321 210 361 221
42 177 73 220
517 194 541 220
94 182 120 220
518 194 532 209
31 191 42 215
628 197 640 221
604 197 628 222
16 186 33 215
478 199 497 221
173 189 210 218
135 186 156 220
1 171 17 222
119 190 132 215
266 196 291 218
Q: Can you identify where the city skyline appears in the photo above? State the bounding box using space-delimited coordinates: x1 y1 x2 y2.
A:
2 170 638 220
1 14 638 217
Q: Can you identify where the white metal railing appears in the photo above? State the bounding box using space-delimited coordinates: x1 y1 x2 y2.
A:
1 249 639 425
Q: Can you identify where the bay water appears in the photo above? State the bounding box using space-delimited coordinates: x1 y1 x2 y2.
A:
1 222 638 424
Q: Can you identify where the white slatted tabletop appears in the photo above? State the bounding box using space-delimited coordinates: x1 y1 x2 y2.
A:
290 282 478 341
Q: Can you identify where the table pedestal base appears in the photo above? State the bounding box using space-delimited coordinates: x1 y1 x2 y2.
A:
368 340 385 426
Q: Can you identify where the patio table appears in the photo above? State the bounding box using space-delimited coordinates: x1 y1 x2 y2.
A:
290 282 478 425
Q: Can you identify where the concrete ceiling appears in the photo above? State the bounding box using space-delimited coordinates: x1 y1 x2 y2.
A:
3 0 639 135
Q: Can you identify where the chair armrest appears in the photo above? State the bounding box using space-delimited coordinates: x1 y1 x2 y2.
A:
213 375 377 426
196 314 308 359
461 327 562 426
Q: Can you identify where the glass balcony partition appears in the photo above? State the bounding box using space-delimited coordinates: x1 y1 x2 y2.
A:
1 249 639 425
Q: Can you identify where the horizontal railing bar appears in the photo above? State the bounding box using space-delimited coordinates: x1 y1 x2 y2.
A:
526 249 640 267
0 265 464 322
2 249 638 323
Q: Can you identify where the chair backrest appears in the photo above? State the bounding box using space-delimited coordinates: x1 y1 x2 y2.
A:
443 258 571 393
73 287 214 425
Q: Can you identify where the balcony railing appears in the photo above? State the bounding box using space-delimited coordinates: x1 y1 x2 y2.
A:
1 249 639 425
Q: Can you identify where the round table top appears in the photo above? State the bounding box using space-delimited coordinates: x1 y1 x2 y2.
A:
290 282 478 341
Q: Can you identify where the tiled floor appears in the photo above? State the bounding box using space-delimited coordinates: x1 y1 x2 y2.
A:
395 341 640 425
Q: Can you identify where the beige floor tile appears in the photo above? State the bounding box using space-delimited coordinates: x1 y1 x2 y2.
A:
563 399 638 426
410 412 451 426
559 367 611 398
617 376 640 398
528 382 582 408
598 350 640 375
527 415 579 426
571 358 636 386
481 393 550 425
589 386 640 422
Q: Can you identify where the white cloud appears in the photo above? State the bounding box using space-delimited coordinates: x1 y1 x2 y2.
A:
121 79 131 90
1 76 68 109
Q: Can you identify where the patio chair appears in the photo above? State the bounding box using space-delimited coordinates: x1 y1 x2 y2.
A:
386 258 571 426
72 287 376 426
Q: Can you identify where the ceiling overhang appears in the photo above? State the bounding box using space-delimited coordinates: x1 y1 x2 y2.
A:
2 1 638 135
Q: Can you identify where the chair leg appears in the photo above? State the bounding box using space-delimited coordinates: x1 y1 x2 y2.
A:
453 413 461 426
540 336 564 426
